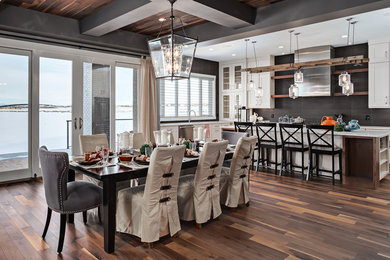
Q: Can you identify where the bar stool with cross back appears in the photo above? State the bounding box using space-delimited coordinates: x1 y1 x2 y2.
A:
306 125 342 185
255 122 282 174
279 123 309 179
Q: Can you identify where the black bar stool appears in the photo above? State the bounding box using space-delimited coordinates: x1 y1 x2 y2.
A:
255 122 282 174
279 123 309 179
234 121 257 173
306 125 342 185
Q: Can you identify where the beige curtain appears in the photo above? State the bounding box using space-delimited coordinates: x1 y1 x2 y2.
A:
138 57 157 143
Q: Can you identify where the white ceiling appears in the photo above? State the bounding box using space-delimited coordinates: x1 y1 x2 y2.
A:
195 7 390 62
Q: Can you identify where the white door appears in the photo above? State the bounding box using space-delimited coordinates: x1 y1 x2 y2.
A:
0 47 32 181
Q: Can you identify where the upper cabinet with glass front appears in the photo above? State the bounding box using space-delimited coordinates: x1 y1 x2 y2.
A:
221 63 244 91
220 62 244 121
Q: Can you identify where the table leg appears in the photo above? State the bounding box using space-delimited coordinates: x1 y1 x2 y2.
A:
67 169 75 224
103 179 116 253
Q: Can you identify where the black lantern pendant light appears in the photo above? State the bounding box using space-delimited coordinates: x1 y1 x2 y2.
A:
148 0 198 80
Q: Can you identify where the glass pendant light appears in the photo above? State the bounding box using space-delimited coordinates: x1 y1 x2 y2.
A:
256 86 263 96
248 79 255 89
294 32 303 84
342 82 354 96
339 71 351 86
148 0 197 80
289 84 299 99
294 69 303 83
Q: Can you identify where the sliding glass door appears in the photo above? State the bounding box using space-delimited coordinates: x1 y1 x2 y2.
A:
115 63 138 145
0 48 31 180
39 57 73 153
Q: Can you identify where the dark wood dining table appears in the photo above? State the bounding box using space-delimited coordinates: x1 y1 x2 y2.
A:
68 150 234 253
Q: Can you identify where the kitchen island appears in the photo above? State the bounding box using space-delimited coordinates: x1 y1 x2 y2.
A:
222 125 390 188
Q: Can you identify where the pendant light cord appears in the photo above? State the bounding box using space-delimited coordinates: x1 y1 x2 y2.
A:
245 39 249 85
252 41 257 82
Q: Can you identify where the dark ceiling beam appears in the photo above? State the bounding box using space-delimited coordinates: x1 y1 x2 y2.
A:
183 0 390 46
0 4 149 55
174 0 256 28
80 0 169 36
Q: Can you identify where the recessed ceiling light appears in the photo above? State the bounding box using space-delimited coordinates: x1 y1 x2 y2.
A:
278 45 284 49
232 53 236 57
341 35 348 38
158 17 166 22
208 48 214 51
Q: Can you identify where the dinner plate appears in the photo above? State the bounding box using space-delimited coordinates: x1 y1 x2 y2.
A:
76 159 100 166
134 159 150 165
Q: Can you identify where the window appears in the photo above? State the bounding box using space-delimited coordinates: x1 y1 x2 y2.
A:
159 73 216 121
115 64 138 143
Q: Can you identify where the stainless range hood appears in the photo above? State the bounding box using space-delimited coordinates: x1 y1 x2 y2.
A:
295 45 334 97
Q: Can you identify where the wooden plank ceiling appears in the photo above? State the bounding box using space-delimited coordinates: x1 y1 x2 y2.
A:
4 0 285 35
3 0 115 19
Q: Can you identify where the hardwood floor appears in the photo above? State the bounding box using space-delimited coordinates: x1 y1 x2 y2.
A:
0 172 389 259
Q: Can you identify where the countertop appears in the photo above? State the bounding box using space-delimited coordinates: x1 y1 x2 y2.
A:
160 121 232 126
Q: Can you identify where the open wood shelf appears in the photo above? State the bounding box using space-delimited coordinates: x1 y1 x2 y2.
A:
271 68 368 80
333 91 368 96
272 91 368 98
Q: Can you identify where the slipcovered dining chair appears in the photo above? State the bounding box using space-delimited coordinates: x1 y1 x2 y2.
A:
116 145 186 245
220 136 257 208
38 146 102 253
79 133 109 155
177 140 228 227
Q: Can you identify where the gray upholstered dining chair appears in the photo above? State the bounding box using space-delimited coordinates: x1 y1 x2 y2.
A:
177 140 228 228
38 146 102 253
116 145 186 246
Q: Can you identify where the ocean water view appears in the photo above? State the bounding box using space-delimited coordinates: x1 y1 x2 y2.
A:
0 105 133 159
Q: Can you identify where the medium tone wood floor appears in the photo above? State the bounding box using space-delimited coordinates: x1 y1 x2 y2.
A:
0 172 389 259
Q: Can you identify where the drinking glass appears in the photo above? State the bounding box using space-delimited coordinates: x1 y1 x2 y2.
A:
191 142 197 151
145 146 152 157
101 148 109 163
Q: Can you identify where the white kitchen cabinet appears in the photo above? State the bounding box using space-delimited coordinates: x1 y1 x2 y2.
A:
369 62 390 108
369 42 390 63
219 57 274 120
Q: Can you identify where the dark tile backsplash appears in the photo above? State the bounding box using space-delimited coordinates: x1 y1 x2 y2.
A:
253 43 390 126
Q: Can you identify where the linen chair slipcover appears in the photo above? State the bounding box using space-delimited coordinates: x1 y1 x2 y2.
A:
38 146 102 253
177 140 228 224
79 133 109 154
220 136 257 208
116 145 186 243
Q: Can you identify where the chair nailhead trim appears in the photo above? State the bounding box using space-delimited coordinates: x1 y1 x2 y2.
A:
159 197 171 203
210 164 219 169
162 173 173 178
160 185 172 190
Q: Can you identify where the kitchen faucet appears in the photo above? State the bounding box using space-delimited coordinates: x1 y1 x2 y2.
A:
188 110 196 123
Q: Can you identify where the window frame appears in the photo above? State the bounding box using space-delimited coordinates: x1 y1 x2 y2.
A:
159 73 217 122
